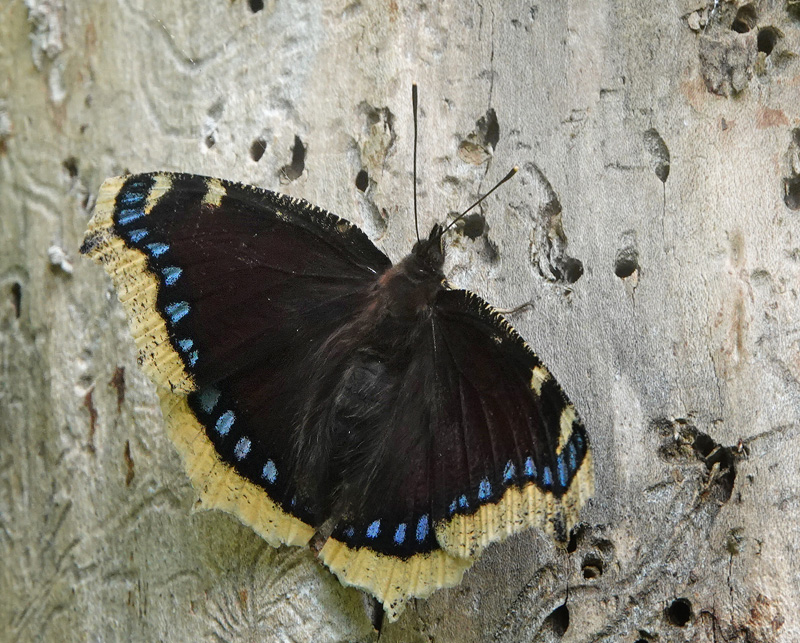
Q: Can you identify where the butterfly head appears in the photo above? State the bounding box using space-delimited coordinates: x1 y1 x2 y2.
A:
409 224 445 277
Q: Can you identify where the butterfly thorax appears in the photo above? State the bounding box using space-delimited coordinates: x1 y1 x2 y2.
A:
373 224 446 321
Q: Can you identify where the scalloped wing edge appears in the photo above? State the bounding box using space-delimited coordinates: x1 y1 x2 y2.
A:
318 536 473 622
435 449 594 559
159 392 316 548
81 174 196 394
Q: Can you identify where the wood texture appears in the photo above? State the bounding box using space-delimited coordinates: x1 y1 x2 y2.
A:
2 0 798 640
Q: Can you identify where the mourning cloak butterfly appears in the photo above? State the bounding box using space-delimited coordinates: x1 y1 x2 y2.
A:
80 106 593 623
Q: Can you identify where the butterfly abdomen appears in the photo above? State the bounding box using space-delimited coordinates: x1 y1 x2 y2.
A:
293 261 444 522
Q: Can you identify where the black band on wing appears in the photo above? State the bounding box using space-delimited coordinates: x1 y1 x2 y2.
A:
112 174 207 375
330 511 439 556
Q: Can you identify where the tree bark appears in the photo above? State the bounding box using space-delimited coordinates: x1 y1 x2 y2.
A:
2 0 798 641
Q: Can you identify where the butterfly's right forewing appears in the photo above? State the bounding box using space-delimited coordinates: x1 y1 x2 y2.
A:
428 289 594 557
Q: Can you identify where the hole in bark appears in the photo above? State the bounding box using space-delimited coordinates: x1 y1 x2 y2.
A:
654 418 737 503
556 257 584 284
566 529 579 553
731 4 757 33
458 108 500 165
355 169 369 192
456 213 486 240
250 138 267 162
482 108 500 149
789 1 800 21
10 282 21 318
666 598 692 626
248 0 264 12
643 128 670 183
693 433 716 458
582 555 604 579
543 604 570 636
615 247 639 278
279 135 306 182
786 176 800 210
63 157 79 177
205 134 215 149
757 27 780 55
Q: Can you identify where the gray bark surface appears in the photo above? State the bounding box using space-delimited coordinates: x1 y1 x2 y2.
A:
2 0 799 641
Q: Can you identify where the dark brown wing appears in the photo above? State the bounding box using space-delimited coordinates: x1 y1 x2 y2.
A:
427 289 593 556
81 172 392 544
317 288 593 619
323 288 593 557
81 173 391 391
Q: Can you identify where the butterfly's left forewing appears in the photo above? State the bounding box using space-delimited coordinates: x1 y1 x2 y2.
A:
82 173 391 392
81 172 392 548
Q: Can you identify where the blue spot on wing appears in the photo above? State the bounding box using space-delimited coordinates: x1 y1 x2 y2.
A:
165 301 189 324
448 499 457 515
525 456 537 479
118 190 146 207
128 228 148 243
344 526 355 539
162 266 182 286
262 459 277 483
542 466 553 487
234 437 251 460
146 242 169 257
118 208 144 225
503 461 516 482
478 478 492 500
198 387 220 413
215 410 235 435
567 441 577 472
557 457 568 487
394 523 407 545
458 495 468 509
177 338 198 366
416 515 429 542
366 520 380 538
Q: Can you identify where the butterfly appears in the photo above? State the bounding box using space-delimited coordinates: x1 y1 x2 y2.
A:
80 97 593 623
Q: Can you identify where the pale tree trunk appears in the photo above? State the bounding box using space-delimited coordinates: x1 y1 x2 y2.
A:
2 1 799 641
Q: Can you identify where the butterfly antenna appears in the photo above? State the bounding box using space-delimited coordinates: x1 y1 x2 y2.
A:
412 83 420 243
441 166 518 236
